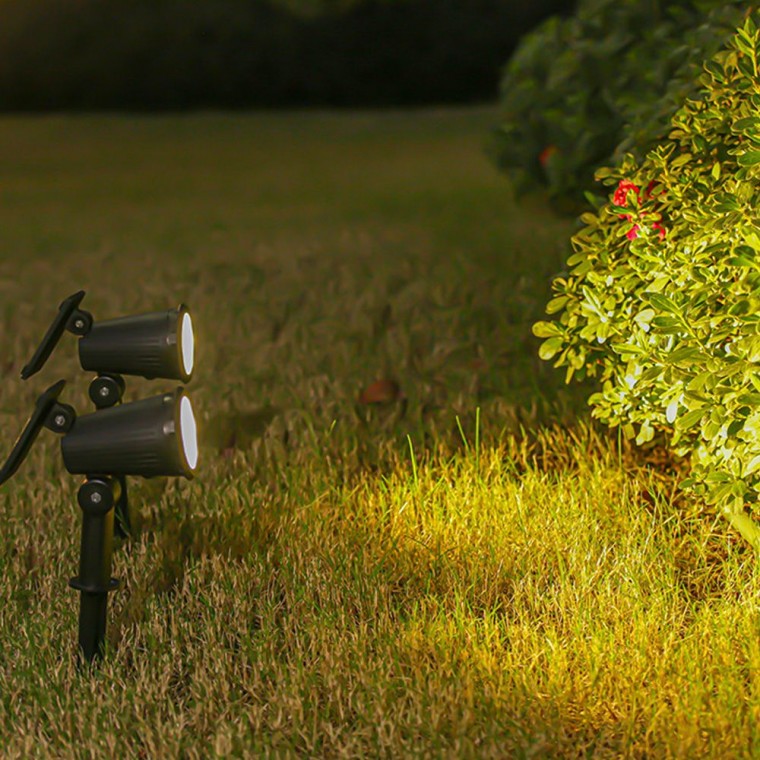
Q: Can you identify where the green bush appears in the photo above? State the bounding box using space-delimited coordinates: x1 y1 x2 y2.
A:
491 0 748 208
533 12 760 552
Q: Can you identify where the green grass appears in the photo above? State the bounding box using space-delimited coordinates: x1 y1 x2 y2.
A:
0 107 757 758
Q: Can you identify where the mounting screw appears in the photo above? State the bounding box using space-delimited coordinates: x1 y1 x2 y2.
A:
54 414 66 428
99 386 110 398
74 319 85 329
90 492 102 505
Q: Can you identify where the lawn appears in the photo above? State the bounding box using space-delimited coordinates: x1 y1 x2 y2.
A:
0 107 757 758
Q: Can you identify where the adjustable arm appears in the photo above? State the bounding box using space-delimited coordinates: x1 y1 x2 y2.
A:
0 379 75 486
21 290 92 380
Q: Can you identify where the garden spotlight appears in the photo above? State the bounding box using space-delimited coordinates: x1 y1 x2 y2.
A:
0 290 198 664
61 388 198 478
78 306 194 383
21 290 197 535
22 290 195 383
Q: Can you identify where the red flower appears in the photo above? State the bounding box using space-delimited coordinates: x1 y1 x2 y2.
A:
539 144 559 168
614 178 667 242
614 180 640 207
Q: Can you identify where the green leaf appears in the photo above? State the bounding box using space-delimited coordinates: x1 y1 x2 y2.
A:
532 321 561 338
730 255 755 267
706 481 736 506
744 455 760 477
704 60 725 82
633 308 656 326
611 343 646 356
571 260 593 277
579 212 598 226
538 337 564 361
668 346 702 364
733 116 760 132
636 422 655 445
721 510 760 553
687 371 713 392
651 315 681 329
738 151 760 167
645 292 679 314
546 295 569 314
676 407 708 431
671 153 692 168
745 231 760 252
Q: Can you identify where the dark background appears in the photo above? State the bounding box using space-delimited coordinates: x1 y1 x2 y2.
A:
0 0 576 111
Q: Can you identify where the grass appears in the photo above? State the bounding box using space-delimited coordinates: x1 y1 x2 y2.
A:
0 106 757 758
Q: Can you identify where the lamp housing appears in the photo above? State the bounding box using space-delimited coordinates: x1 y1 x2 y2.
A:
61 388 198 479
78 305 194 382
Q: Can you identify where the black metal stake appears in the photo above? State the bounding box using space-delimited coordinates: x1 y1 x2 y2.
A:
69 477 121 663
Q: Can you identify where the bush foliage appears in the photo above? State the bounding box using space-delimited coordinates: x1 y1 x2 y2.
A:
492 0 748 207
533 13 760 551
0 0 569 110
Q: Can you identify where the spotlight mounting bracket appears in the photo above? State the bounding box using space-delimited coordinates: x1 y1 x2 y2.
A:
21 290 93 380
0 379 73 486
86 372 130 539
89 373 126 409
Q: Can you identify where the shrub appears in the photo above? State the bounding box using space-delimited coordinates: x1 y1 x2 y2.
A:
491 0 748 208
533 12 760 552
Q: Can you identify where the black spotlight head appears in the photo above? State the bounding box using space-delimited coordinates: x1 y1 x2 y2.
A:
61 388 198 479
78 305 194 382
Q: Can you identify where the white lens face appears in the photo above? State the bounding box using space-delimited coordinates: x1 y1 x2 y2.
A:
181 312 194 378
179 395 198 471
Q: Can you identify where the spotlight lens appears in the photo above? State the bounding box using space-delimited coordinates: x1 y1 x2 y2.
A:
180 395 198 471
181 312 194 378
